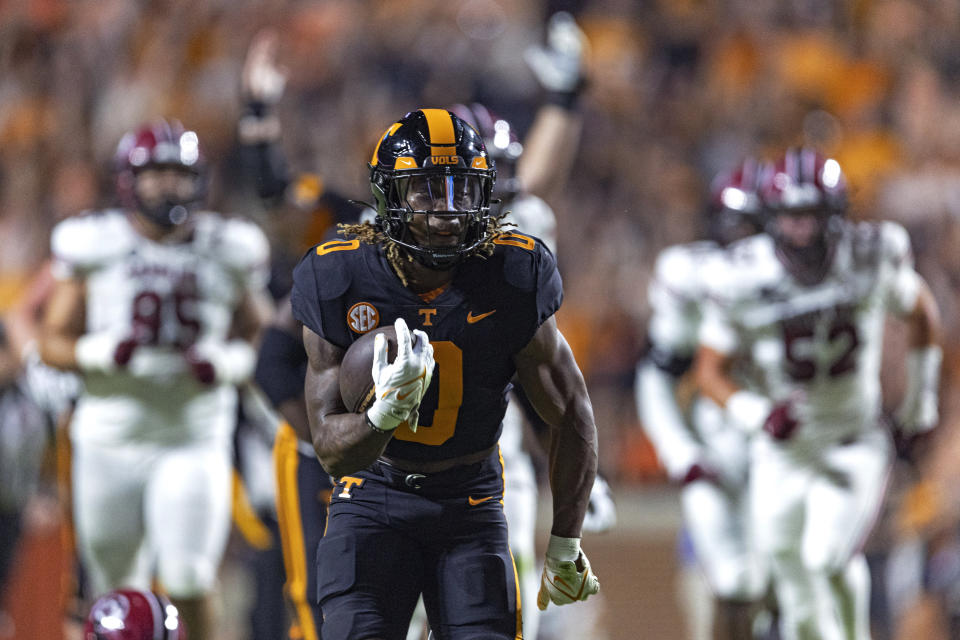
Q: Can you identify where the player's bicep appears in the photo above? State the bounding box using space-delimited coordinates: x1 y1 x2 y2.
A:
514 316 590 427
302 325 347 422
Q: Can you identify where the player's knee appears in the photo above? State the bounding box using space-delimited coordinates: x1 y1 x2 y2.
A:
160 557 218 597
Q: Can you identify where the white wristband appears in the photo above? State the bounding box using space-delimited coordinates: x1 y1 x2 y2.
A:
546 535 581 562
365 398 407 432
195 340 257 385
905 345 942 399
75 332 121 373
725 390 772 434
897 345 942 433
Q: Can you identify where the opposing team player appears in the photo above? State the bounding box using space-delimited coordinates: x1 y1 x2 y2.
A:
637 159 767 640
39 120 272 640
292 108 600 639
695 148 942 640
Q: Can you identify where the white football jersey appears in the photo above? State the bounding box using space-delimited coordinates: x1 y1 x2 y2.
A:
51 209 270 445
647 241 722 362
700 220 920 444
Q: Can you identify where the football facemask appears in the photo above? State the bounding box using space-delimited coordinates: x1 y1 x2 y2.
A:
369 109 496 270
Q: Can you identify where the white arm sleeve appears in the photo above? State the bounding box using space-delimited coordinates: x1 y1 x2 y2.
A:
636 360 701 480
879 221 921 316
698 296 739 355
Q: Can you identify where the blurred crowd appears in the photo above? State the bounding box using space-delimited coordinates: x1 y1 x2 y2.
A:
4 0 960 636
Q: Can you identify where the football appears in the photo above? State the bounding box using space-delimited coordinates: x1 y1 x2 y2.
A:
339 325 397 413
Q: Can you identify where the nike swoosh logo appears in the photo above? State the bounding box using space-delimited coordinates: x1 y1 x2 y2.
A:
383 368 428 401
468 495 495 506
398 158 414 167
466 309 496 324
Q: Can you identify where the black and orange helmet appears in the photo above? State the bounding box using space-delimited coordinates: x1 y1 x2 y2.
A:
369 108 496 269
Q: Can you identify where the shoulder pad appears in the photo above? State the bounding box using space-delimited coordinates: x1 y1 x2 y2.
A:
306 238 368 300
290 239 367 343
51 210 133 275
653 241 718 299
196 213 270 286
496 232 552 292
502 195 558 254
701 234 775 301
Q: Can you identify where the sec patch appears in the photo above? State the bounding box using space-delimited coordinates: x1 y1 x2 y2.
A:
347 302 379 334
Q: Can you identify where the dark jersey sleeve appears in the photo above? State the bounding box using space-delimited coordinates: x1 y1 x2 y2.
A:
290 247 352 349
535 243 563 327
497 233 564 349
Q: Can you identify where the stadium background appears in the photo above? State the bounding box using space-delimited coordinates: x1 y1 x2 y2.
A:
2 0 960 638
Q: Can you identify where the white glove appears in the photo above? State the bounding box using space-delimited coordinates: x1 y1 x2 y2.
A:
582 476 617 533
366 318 434 432
524 12 589 94
725 390 773 434
186 339 258 386
896 345 942 435
242 29 287 104
74 332 138 373
537 535 600 610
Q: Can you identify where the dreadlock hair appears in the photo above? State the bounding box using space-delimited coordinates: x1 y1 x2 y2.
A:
336 212 515 286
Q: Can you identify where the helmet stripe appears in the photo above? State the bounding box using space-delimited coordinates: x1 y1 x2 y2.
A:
420 109 457 155
370 122 403 166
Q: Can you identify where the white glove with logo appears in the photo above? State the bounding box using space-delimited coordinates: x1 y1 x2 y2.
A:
524 12 589 94
366 318 434 432
537 535 600 610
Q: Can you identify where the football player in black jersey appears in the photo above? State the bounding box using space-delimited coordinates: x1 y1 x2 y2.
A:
291 108 600 640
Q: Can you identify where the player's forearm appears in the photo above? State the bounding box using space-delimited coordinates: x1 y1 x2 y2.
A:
38 332 81 372
278 397 312 443
548 398 598 537
517 105 582 198
636 361 701 478
309 410 392 477
906 280 942 348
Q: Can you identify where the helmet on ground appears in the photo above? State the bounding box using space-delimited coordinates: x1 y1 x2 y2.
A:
707 157 765 246
115 119 205 228
84 589 185 640
369 108 497 269
759 147 848 283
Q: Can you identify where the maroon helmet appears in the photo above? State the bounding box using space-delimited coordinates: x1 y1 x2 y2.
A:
114 119 206 227
706 157 765 246
447 103 523 197
759 147 848 284
84 589 186 640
